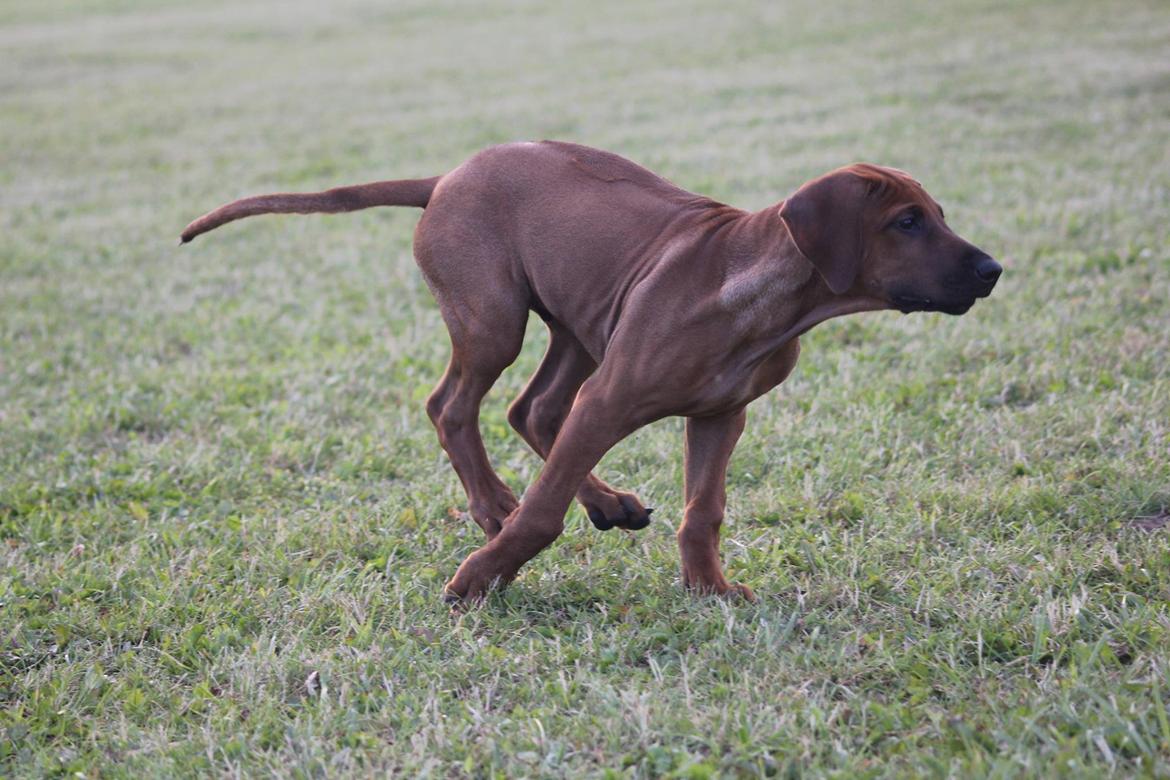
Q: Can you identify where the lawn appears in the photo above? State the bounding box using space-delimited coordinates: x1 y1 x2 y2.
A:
2 0 1169 776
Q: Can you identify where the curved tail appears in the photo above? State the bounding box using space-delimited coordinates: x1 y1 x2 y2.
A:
179 175 442 244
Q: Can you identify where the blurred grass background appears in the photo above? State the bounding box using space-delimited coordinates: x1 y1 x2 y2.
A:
2 0 1169 776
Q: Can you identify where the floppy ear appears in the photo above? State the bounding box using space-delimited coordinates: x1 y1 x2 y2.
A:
778 170 868 294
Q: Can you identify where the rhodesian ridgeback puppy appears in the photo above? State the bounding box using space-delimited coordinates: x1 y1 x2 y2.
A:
181 141 1001 604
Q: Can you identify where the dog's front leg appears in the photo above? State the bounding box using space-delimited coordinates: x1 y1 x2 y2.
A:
678 408 755 600
443 381 642 606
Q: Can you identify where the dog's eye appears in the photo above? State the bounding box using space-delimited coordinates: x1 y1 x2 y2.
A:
895 214 922 232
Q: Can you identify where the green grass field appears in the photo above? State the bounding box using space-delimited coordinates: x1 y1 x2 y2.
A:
3 0 1170 776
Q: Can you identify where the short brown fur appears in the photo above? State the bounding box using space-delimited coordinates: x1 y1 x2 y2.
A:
181 141 1000 604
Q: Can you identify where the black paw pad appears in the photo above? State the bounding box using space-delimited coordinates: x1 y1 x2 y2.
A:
623 508 653 530
588 507 615 531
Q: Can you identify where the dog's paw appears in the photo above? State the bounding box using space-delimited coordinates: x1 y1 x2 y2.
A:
725 582 756 602
467 490 519 540
681 566 757 602
685 581 756 602
443 548 514 609
582 491 654 531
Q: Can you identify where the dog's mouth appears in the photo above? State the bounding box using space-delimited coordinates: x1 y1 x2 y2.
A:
891 293 977 316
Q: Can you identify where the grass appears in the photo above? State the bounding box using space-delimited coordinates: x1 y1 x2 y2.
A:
2 0 1169 775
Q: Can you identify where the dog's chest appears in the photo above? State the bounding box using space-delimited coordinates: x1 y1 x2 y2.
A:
684 338 802 417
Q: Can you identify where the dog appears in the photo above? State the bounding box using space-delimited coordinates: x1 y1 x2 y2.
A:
181 141 1001 604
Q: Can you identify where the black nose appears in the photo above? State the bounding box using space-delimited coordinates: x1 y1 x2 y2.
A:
974 254 1002 284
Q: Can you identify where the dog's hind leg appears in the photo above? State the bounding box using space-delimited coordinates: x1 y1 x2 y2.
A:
419 252 529 540
507 322 653 532
425 320 525 540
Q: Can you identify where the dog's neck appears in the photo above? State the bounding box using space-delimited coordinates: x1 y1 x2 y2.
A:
720 205 889 359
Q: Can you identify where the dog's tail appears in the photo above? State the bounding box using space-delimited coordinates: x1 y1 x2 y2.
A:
179 176 442 244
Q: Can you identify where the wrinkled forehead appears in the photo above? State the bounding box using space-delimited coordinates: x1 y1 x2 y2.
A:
847 163 944 218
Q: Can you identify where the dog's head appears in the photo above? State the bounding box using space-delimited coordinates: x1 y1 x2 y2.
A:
779 164 1000 314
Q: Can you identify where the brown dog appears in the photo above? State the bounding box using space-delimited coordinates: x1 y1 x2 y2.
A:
181 141 1001 604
